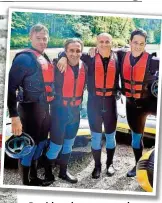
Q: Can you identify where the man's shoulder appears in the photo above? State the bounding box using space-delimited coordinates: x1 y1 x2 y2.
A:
150 55 159 62
12 51 34 66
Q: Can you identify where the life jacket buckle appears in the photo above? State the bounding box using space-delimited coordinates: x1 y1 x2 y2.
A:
102 88 107 93
130 81 136 85
131 89 136 94
71 98 76 102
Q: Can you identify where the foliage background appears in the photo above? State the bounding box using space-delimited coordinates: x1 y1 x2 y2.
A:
11 12 161 49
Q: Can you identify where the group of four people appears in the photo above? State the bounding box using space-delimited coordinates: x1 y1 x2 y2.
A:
8 23 159 186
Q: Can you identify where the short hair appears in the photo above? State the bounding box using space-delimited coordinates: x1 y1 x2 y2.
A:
29 23 49 36
130 29 147 42
97 33 113 41
64 38 84 52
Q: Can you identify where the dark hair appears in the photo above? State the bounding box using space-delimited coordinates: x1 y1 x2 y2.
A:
29 23 49 36
64 38 84 51
130 29 147 42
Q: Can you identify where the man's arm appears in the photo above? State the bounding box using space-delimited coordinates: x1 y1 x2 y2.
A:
57 51 90 73
8 54 33 135
150 56 159 74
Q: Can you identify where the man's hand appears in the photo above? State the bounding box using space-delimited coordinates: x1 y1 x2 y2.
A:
57 57 68 73
11 117 22 136
88 47 97 58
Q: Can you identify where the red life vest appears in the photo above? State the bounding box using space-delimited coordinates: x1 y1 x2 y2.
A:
25 49 55 102
62 61 86 106
122 51 149 99
95 53 116 96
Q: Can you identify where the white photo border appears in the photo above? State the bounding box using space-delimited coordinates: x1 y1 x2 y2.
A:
1 7 162 196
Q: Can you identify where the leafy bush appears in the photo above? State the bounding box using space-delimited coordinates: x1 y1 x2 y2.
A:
48 37 65 48
112 38 126 48
84 36 96 47
10 34 127 49
10 35 29 48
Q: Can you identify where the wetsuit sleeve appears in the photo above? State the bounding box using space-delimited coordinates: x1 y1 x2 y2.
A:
58 51 66 59
58 51 91 65
116 50 127 92
149 57 159 74
53 60 64 94
83 62 88 90
80 52 91 64
116 49 125 70
8 54 34 117
112 52 120 92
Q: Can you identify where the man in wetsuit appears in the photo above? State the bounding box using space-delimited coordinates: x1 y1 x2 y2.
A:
118 29 159 177
44 38 87 184
57 33 119 179
8 24 55 186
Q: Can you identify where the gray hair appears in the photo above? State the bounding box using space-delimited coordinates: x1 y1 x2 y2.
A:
29 23 49 36
64 38 84 51
97 33 113 41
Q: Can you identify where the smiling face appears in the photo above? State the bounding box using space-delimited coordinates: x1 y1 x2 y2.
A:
97 34 112 54
30 30 49 53
65 42 82 66
130 34 146 57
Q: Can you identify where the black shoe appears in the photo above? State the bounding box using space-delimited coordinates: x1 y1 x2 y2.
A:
92 166 101 179
30 178 44 186
59 163 78 184
59 171 78 184
106 164 115 177
127 166 136 177
42 174 55 186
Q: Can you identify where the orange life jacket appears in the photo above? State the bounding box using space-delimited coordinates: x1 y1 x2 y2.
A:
122 51 149 99
95 53 117 96
25 49 55 102
62 61 86 106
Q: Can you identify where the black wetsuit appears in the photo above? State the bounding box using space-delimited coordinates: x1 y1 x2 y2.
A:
8 48 52 166
81 52 119 134
117 50 159 134
46 61 87 165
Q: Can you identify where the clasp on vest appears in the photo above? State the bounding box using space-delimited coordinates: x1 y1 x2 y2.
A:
71 98 76 102
130 89 136 94
130 81 136 85
102 88 107 93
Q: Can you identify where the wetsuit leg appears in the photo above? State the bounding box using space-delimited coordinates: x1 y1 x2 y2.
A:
87 96 105 178
126 100 147 134
87 96 103 133
18 102 50 185
18 103 50 166
103 97 117 176
103 97 117 149
46 104 68 160
59 107 80 165
87 96 103 150
57 107 80 183
126 99 147 177
126 100 147 149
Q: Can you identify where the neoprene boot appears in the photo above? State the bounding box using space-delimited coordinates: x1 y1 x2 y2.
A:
127 148 143 177
19 164 30 186
106 148 115 176
42 156 55 186
30 160 44 186
91 149 102 179
59 164 78 184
